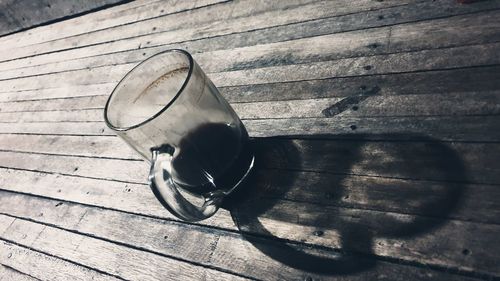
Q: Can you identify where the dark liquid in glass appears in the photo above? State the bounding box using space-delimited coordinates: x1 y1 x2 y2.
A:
168 123 253 194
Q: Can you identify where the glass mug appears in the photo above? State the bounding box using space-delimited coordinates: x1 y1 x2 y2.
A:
104 49 254 221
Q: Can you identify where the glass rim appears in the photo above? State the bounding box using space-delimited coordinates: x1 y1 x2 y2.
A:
104 49 194 132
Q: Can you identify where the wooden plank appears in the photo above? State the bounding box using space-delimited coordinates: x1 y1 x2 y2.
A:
0 122 113 136
0 241 121 281
229 198 500 278
0 163 497 253
0 147 498 225
1 147 498 224
0 190 491 280
0 0 216 48
252 137 500 185
0 168 167 224
0 0 408 78
0 63 132 93
2 64 499 105
235 91 500 118
0 110 103 122
0 176 500 276
0 129 497 223
0 135 138 159
0 0 229 55
0 215 248 281
196 9 500 73
2 0 498 79
0 0 414 65
220 65 500 103
0 0 129 37
0 150 148 183
249 169 500 225
0 40 498 94
2 5 500 88
1 91 499 122
0 0 411 63
210 42 500 87
0 0 155 45
0 95 108 112
175 0 500 55
1 1 498 79
0 264 38 281
0 115 498 141
0 133 499 184
244 115 500 142
0 83 114 102
0 95 107 112
0 109 104 122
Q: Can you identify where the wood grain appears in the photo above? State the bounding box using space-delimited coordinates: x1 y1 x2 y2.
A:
2 7 500 94
220 65 500 103
0 0 130 37
0 0 220 48
0 0 229 58
210 42 500 87
1 0 498 80
0 264 38 281
0 0 499 279
244 115 500 142
0 241 121 281
0 83 114 102
0 180 498 279
0 0 412 63
0 1 404 74
2 64 499 105
0 40 498 94
1 135 500 210
0 214 249 281
0 115 497 141
1 91 498 122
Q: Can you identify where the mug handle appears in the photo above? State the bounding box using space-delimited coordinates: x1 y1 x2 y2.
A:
148 146 223 221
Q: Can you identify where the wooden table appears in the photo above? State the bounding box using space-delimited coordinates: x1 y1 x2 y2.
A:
1 0 500 280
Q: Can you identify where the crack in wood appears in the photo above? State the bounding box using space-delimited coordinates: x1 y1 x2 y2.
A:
321 86 381 117
30 225 46 248
207 235 221 263
387 26 393 50
1 218 16 237
75 210 88 229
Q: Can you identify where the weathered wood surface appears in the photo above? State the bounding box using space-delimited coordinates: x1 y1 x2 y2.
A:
0 0 220 45
0 0 131 37
1 0 499 80
0 190 491 280
0 264 38 281
1 0 500 280
0 240 121 281
0 215 247 281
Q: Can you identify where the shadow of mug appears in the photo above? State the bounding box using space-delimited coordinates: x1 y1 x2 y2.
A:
222 133 467 275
